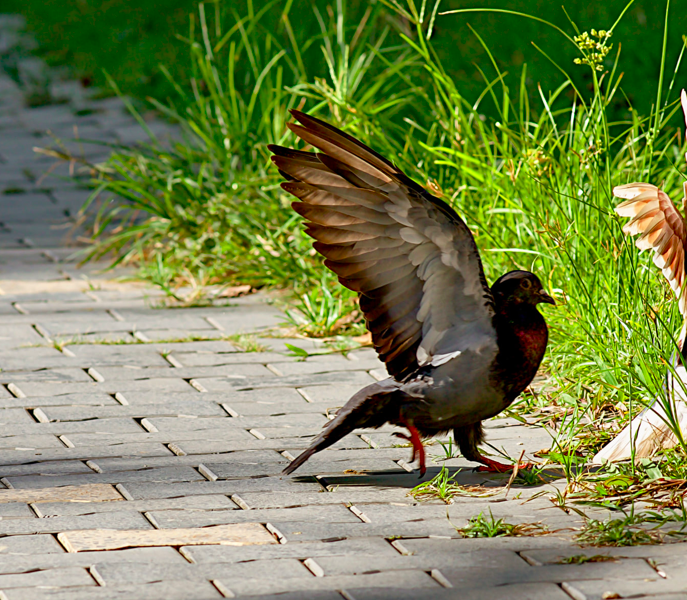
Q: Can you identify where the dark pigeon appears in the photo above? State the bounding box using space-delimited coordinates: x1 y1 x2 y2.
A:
269 110 554 475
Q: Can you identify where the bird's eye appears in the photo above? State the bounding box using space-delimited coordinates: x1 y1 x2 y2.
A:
521 279 532 290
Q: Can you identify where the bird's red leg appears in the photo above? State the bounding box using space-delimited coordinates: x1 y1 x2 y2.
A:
474 454 532 473
393 432 416 461
398 420 426 476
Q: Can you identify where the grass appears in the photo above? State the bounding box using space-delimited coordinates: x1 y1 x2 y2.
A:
47 332 268 351
410 466 503 504
559 554 616 564
37 0 687 511
457 510 547 538
574 506 687 545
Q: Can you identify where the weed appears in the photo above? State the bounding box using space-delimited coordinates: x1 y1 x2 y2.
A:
559 554 615 564
226 334 269 353
576 512 661 547
410 466 501 504
282 283 366 338
457 510 547 538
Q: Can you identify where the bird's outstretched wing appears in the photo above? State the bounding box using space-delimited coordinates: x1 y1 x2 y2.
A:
269 110 496 380
614 182 687 322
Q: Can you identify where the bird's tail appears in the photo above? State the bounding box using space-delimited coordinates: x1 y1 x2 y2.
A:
283 379 399 475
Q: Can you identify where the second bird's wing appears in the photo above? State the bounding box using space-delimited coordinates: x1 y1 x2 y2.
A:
270 110 497 380
614 182 687 337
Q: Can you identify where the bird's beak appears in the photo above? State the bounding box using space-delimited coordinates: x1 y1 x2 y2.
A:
538 290 556 306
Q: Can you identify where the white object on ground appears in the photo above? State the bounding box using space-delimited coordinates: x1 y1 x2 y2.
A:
593 364 687 463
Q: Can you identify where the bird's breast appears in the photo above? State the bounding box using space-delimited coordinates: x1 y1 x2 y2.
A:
494 314 548 400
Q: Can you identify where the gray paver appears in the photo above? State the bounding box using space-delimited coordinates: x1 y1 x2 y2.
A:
0 510 151 535
33 494 237 517
6 465 205 489
92 558 311 585
0 580 222 600
150 504 361 529
0 547 185 574
0 567 95 589
181 536 399 564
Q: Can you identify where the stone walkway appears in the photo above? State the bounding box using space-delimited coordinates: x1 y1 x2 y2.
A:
1 13 687 600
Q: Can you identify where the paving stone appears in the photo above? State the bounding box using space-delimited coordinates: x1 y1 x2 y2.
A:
191 370 377 393
8 465 205 490
173 351 286 367
175 429 369 454
0 408 38 424
54 331 138 344
221 569 439 596
352 582 572 600
0 369 95 383
93 363 275 381
441 558 657 589
0 348 78 371
0 442 172 465
0 434 66 450
175 431 370 454
0 534 65 555
0 393 121 408
0 579 222 600
14 378 194 396
92 557 310 585
300 383 373 405
317 547 532 576
270 518 461 542
0 503 36 518
35 318 141 336
522 543 687 564
0 510 150 535
562 573 687 600
236 488 412 509
141 340 235 354
34 494 237 517
150 504 361 529
0 546 186 574
38 399 227 421
266 355 381 376
60 428 259 447
0 323 49 348
182 536 399 564
63 345 170 367
0 566 94 589
59 522 276 552
0 417 145 436
122 477 322 500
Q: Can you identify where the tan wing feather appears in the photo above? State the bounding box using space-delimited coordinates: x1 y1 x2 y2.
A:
614 182 687 320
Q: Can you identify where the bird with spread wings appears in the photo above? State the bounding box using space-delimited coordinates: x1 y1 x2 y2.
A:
270 110 555 475
594 90 687 463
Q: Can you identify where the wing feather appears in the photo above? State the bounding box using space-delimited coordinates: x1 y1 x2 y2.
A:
270 110 496 379
614 182 687 329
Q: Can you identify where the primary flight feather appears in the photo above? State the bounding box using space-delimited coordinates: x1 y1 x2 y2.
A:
269 110 555 475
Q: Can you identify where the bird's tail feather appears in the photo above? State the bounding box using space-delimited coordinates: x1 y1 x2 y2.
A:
283 379 399 475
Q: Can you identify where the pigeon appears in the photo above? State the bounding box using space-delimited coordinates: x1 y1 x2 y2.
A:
594 92 687 463
269 110 555 475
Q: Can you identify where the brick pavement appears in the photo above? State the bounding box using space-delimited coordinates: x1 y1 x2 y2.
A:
1 13 687 600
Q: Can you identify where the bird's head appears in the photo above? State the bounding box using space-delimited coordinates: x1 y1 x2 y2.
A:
491 270 555 308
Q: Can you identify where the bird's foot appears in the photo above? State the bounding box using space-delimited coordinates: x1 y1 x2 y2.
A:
396 423 426 477
475 456 532 473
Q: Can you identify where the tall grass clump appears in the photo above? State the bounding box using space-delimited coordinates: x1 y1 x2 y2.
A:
72 0 687 459
79 0 414 305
